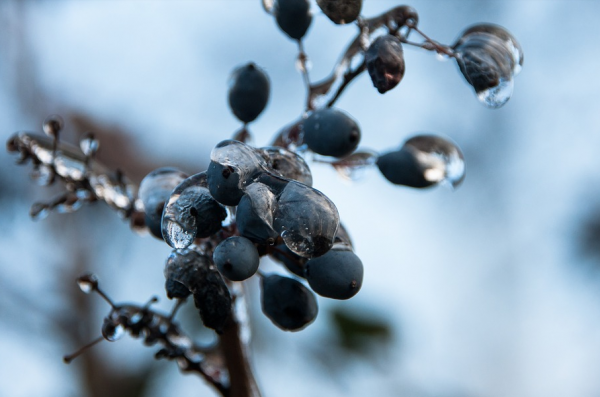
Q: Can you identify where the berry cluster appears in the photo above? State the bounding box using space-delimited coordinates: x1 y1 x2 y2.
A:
5 1 524 395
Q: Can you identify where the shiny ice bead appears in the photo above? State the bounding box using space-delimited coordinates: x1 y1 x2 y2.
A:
273 181 339 258
207 140 269 206
366 35 405 94
228 63 270 123
259 146 313 186
236 182 279 243
377 134 465 189
139 167 188 239
162 172 226 249
317 0 362 24
453 23 523 108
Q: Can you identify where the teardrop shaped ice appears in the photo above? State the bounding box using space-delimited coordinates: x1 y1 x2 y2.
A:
77 274 99 294
273 181 339 258
453 23 523 108
161 173 226 249
236 182 279 243
139 167 188 239
79 133 99 157
403 135 465 188
102 318 125 342
259 146 313 186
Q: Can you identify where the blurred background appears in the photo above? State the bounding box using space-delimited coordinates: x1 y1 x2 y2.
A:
2 1 600 396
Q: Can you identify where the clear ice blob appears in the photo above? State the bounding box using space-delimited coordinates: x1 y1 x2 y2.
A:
138 167 188 239
161 173 226 249
79 133 99 158
273 181 339 258
453 23 523 108
77 274 99 294
259 146 313 186
236 182 279 243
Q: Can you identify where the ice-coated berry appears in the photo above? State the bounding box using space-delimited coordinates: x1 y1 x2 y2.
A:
366 35 405 94
236 183 279 243
302 108 360 158
377 134 465 188
274 0 312 40
228 63 270 123
316 0 362 24
138 167 188 239
213 236 260 281
305 247 363 300
206 161 244 206
261 274 318 331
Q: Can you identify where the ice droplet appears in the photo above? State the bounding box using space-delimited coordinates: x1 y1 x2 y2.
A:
102 321 125 342
80 134 99 157
476 77 514 109
77 274 98 294
404 135 465 188
259 146 313 186
453 24 523 108
162 173 225 249
273 181 339 258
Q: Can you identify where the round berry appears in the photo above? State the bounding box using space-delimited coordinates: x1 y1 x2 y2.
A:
302 108 360 158
261 274 318 331
305 248 363 300
213 236 260 281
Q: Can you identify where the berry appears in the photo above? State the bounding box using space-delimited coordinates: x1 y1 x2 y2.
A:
261 274 318 331
305 247 363 300
273 181 339 258
302 108 361 158
213 236 260 281
164 249 208 300
139 167 188 239
206 161 244 206
274 0 312 41
162 172 227 249
377 134 465 188
236 183 279 243
260 146 313 186
365 35 405 94
316 0 362 24
228 63 270 123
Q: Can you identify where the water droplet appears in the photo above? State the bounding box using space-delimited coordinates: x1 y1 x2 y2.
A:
42 115 63 138
139 167 188 238
259 146 313 186
102 320 125 341
453 24 522 108
262 0 274 13
162 173 226 249
77 274 98 294
403 135 465 188
80 133 99 157
56 195 83 214
476 77 513 109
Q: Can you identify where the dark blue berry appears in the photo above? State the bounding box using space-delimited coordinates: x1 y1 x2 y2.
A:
228 63 270 123
305 248 363 300
261 274 318 331
302 108 360 158
366 35 405 94
213 236 260 281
